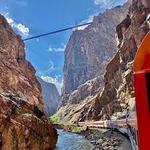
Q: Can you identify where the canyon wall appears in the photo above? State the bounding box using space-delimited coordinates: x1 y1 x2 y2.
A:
54 0 150 123
0 14 43 110
61 1 130 105
0 14 57 149
37 77 60 116
84 0 150 121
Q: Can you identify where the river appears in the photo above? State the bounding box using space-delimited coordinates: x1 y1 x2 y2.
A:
55 129 94 150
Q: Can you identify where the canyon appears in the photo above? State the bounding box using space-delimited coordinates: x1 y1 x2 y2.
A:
1 0 150 149
37 76 60 116
54 0 150 124
0 14 57 149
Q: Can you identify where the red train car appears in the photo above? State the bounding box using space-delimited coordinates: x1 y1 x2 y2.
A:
133 32 150 150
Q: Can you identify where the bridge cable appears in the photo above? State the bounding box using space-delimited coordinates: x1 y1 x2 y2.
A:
23 22 92 41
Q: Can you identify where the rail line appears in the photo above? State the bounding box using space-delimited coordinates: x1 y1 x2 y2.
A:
78 112 138 150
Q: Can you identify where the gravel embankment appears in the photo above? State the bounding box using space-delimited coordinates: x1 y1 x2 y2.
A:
81 128 132 150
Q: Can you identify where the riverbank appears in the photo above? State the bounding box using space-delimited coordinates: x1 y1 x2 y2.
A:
55 122 132 150
54 124 132 150
80 128 132 150
55 129 94 150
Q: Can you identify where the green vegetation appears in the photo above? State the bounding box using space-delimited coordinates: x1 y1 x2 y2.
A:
50 115 63 125
71 126 82 133
52 98 95 125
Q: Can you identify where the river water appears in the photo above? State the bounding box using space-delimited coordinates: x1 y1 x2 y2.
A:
55 129 94 150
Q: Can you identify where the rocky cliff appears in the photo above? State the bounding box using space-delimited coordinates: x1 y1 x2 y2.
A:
54 0 150 123
84 0 150 121
61 2 131 107
62 1 130 104
37 77 60 116
0 14 43 111
54 1 130 124
0 14 57 149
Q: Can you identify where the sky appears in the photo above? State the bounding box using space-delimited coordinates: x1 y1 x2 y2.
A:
0 0 127 93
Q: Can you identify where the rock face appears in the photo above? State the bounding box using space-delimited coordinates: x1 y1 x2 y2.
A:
55 0 150 123
0 15 43 111
0 14 57 149
83 0 150 120
62 1 130 101
62 76 103 105
0 92 57 150
37 77 60 116
55 1 131 124
62 0 129 105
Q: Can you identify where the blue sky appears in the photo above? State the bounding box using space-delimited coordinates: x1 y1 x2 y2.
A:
0 0 127 93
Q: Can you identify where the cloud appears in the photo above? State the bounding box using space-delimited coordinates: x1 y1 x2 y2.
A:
48 43 66 52
37 59 59 77
46 60 55 72
15 24 29 36
48 46 53 52
77 0 124 31
4 14 29 37
93 0 127 9
38 60 56 75
94 0 108 5
77 14 96 30
41 75 63 94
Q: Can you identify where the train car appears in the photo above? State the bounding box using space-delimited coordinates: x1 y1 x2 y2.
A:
126 111 138 150
133 32 150 150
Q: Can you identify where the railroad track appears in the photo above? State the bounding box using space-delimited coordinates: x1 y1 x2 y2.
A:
78 112 138 150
